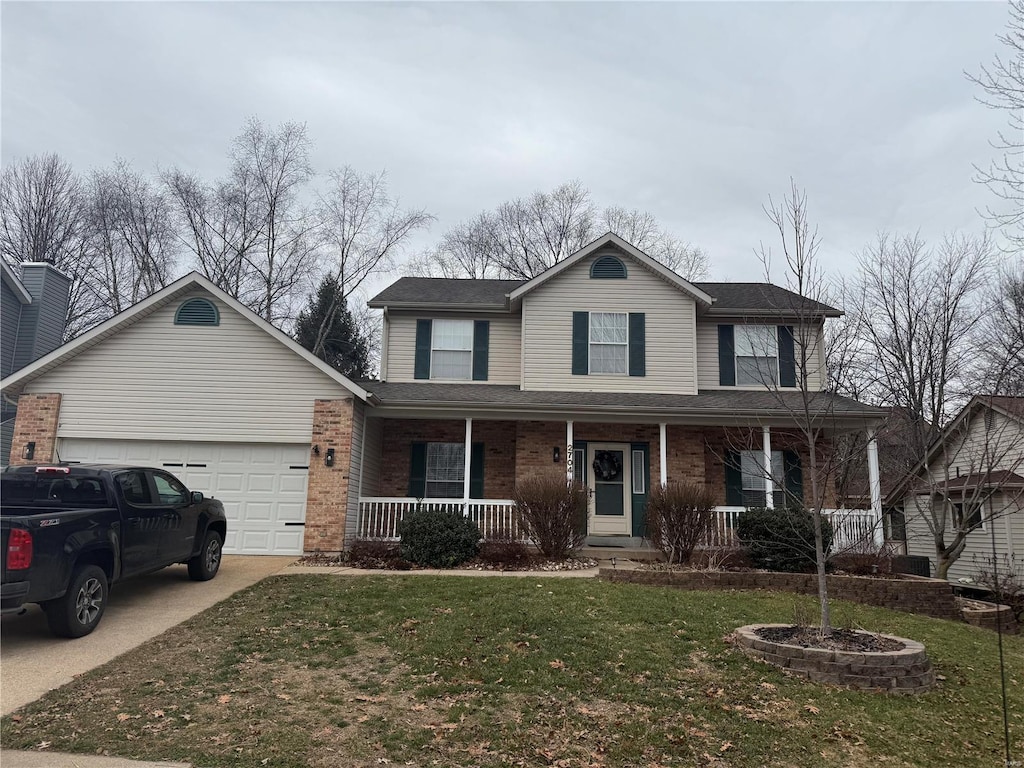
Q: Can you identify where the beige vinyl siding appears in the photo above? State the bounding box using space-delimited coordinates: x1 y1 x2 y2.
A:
360 415 384 497
521 250 697 393
903 492 1023 582
926 409 1024 478
384 311 521 384
21 289 355 442
696 319 825 391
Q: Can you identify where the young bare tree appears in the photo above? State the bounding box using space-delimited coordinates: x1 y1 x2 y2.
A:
968 0 1023 251
404 213 503 279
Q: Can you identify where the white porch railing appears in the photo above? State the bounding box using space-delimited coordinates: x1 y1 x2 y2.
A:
357 498 520 541
355 498 881 552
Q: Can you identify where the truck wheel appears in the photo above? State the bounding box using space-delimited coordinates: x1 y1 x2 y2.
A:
44 565 108 638
188 530 223 581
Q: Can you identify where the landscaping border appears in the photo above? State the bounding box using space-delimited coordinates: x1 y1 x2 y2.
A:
960 598 1020 634
734 623 935 694
600 568 959 619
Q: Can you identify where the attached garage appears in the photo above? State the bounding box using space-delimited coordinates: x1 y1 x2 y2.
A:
1 273 370 556
59 439 311 555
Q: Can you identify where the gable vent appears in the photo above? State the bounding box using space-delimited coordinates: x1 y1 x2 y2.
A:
174 298 220 326
590 254 627 279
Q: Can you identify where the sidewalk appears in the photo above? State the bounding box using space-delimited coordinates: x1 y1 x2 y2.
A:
0 752 190 768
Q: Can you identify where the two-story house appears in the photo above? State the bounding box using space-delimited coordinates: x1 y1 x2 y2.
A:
0 234 885 556
357 233 885 547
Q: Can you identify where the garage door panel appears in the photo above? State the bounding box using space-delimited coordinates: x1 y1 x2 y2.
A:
58 438 308 555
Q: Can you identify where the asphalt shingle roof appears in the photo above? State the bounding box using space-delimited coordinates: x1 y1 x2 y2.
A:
363 382 882 418
368 277 841 315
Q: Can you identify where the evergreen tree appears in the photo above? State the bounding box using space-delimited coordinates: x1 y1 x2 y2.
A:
295 276 371 380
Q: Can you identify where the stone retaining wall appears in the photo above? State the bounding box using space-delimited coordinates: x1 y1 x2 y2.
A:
600 568 959 620
961 599 1020 634
734 624 935 694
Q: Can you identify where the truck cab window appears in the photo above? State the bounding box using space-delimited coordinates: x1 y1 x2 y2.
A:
116 471 152 505
152 473 188 505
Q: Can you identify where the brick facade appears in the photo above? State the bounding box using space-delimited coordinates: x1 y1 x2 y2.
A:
9 393 62 466
303 398 354 553
377 419 518 499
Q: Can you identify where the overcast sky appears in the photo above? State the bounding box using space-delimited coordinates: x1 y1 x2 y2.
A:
1 1 1011 286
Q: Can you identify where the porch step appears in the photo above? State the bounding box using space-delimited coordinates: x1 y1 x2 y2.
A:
580 539 664 565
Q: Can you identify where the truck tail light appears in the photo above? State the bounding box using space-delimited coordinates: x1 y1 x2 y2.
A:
6 529 33 570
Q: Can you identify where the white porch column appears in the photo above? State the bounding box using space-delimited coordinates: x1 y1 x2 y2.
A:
463 417 473 514
867 426 884 547
566 420 574 482
659 422 668 488
762 425 774 508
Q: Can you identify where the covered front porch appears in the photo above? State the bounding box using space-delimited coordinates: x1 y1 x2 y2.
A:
352 412 884 553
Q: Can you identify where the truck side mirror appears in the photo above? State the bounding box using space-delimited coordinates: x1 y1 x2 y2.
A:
191 491 204 503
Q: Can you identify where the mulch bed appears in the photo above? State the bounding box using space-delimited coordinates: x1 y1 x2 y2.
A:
756 624 905 652
294 552 597 571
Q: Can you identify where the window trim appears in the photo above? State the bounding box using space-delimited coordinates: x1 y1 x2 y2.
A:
588 311 628 375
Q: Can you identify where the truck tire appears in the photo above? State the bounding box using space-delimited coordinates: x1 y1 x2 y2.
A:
44 564 108 638
188 530 223 581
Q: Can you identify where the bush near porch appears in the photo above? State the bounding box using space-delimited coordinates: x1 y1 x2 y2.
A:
512 474 588 559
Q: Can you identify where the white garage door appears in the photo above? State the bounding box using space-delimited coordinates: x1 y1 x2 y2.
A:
58 439 309 555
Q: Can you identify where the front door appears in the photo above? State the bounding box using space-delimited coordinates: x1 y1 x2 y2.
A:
587 442 631 535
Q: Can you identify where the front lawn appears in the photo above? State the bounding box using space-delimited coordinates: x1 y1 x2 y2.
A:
3 576 1021 767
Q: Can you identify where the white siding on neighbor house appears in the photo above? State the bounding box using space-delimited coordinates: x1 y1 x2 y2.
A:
521 250 698 394
902 491 1023 582
695 319 825 391
384 311 521 384
22 288 357 443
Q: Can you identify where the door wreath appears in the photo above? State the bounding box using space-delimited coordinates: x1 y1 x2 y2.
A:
592 450 623 482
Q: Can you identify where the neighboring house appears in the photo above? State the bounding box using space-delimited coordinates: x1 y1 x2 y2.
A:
1 261 71 464
1 234 885 555
889 396 1024 582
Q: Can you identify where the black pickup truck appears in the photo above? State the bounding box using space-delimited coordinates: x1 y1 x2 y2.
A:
1 464 228 638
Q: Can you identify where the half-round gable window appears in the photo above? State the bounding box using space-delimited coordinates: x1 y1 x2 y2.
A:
590 254 627 279
174 298 220 326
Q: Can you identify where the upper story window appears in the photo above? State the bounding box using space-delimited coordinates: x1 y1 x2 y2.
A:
718 324 796 388
414 319 489 381
573 311 645 377
589 312 628 374
431 319 473 379
174 298 219 326
735 325 778 386
590 254 627 279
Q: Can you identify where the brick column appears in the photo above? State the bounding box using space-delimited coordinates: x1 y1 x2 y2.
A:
9 393 62 466
303 398 354 554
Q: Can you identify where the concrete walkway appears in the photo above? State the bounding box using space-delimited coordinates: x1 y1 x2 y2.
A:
0 752 191 768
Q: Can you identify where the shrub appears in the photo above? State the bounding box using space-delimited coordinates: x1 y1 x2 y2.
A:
736 507 833 573
645 482 717 565
398 509 481 568
513 474 588 559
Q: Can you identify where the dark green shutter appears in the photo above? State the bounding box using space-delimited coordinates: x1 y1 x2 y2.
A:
572 312 589 375
470 443 484 498
630 443 649 537
472 321 490 381
718 325 736 386
778 325 796 387
414 320 432 380
724 450 743 506
409 442 427 497
783 450 803 508
628 313 645 377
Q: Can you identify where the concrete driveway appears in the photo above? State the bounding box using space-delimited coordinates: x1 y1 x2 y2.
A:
0 555 293 715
